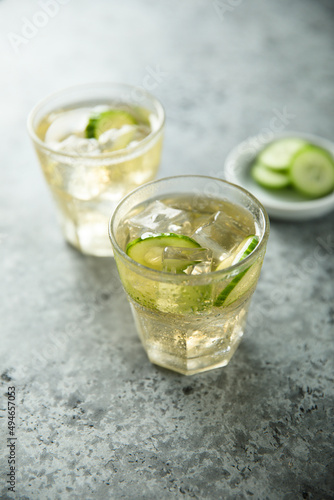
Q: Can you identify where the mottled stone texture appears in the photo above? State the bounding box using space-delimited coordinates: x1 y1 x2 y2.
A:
0 0 334 498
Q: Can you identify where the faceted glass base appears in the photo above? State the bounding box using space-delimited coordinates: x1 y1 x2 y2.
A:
130 299 250 376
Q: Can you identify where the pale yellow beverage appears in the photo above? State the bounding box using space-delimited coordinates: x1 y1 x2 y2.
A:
28 83 165 256
109 176 270 375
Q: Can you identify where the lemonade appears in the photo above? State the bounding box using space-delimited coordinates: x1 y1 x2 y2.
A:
28 84 165 256
110 176 269 375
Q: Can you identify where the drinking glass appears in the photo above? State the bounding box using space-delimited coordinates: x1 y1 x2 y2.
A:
28 83 165 256
109 175 270 375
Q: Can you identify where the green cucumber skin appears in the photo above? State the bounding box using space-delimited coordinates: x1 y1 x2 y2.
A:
239 236 258 261
213 269 247 307
126 233 200 255
214 235 259 307
86 116 99 139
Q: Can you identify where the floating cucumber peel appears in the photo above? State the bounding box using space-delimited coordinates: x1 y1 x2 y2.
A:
251 163 290 189
290 145 334 198
86 109 137 139
258 138 306 170
214 235 259 307
126 233 200 271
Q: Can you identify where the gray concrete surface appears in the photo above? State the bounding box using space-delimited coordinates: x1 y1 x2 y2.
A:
1 0 334 498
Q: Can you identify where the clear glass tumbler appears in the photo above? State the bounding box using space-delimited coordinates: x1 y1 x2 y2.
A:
109 175 270 375
27 83 165 256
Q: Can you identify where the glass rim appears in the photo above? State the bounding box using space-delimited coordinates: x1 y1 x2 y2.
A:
26 81 165 160
109 174 270 282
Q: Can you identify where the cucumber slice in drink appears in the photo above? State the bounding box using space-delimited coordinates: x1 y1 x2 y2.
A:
216 235 259 271
214 235 259 307
214 260 262 307
251 163 290 189
126 233 200 271
258 138 306 170
125 234 210 314
86 109 137 139
290 145 334 198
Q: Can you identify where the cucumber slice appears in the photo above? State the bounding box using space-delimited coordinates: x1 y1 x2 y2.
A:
214 235 260 307
126 233 200 271
216 235 259 271
251 163 290 189
86 109 137 139
214 260 262 307
290 145 334 198
258 138 306 170
125 233 210 314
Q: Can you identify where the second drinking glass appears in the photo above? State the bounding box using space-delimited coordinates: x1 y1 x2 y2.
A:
27 83 165 256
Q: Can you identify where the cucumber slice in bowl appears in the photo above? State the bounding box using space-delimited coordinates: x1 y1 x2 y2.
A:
251 163 290 189
258 137 306 170
86 109 137 139
214 235 260 307
290 145 334 198
225 131 334 220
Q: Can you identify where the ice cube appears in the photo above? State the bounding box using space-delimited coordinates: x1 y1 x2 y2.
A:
45 109 91 144
125 200 192 240
193 210 250 264
66 165 109 200
55 135 100 156
98 125 136 152
162 247 213 275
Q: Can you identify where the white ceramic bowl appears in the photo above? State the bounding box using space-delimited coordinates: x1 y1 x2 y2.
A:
224 131 334 220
